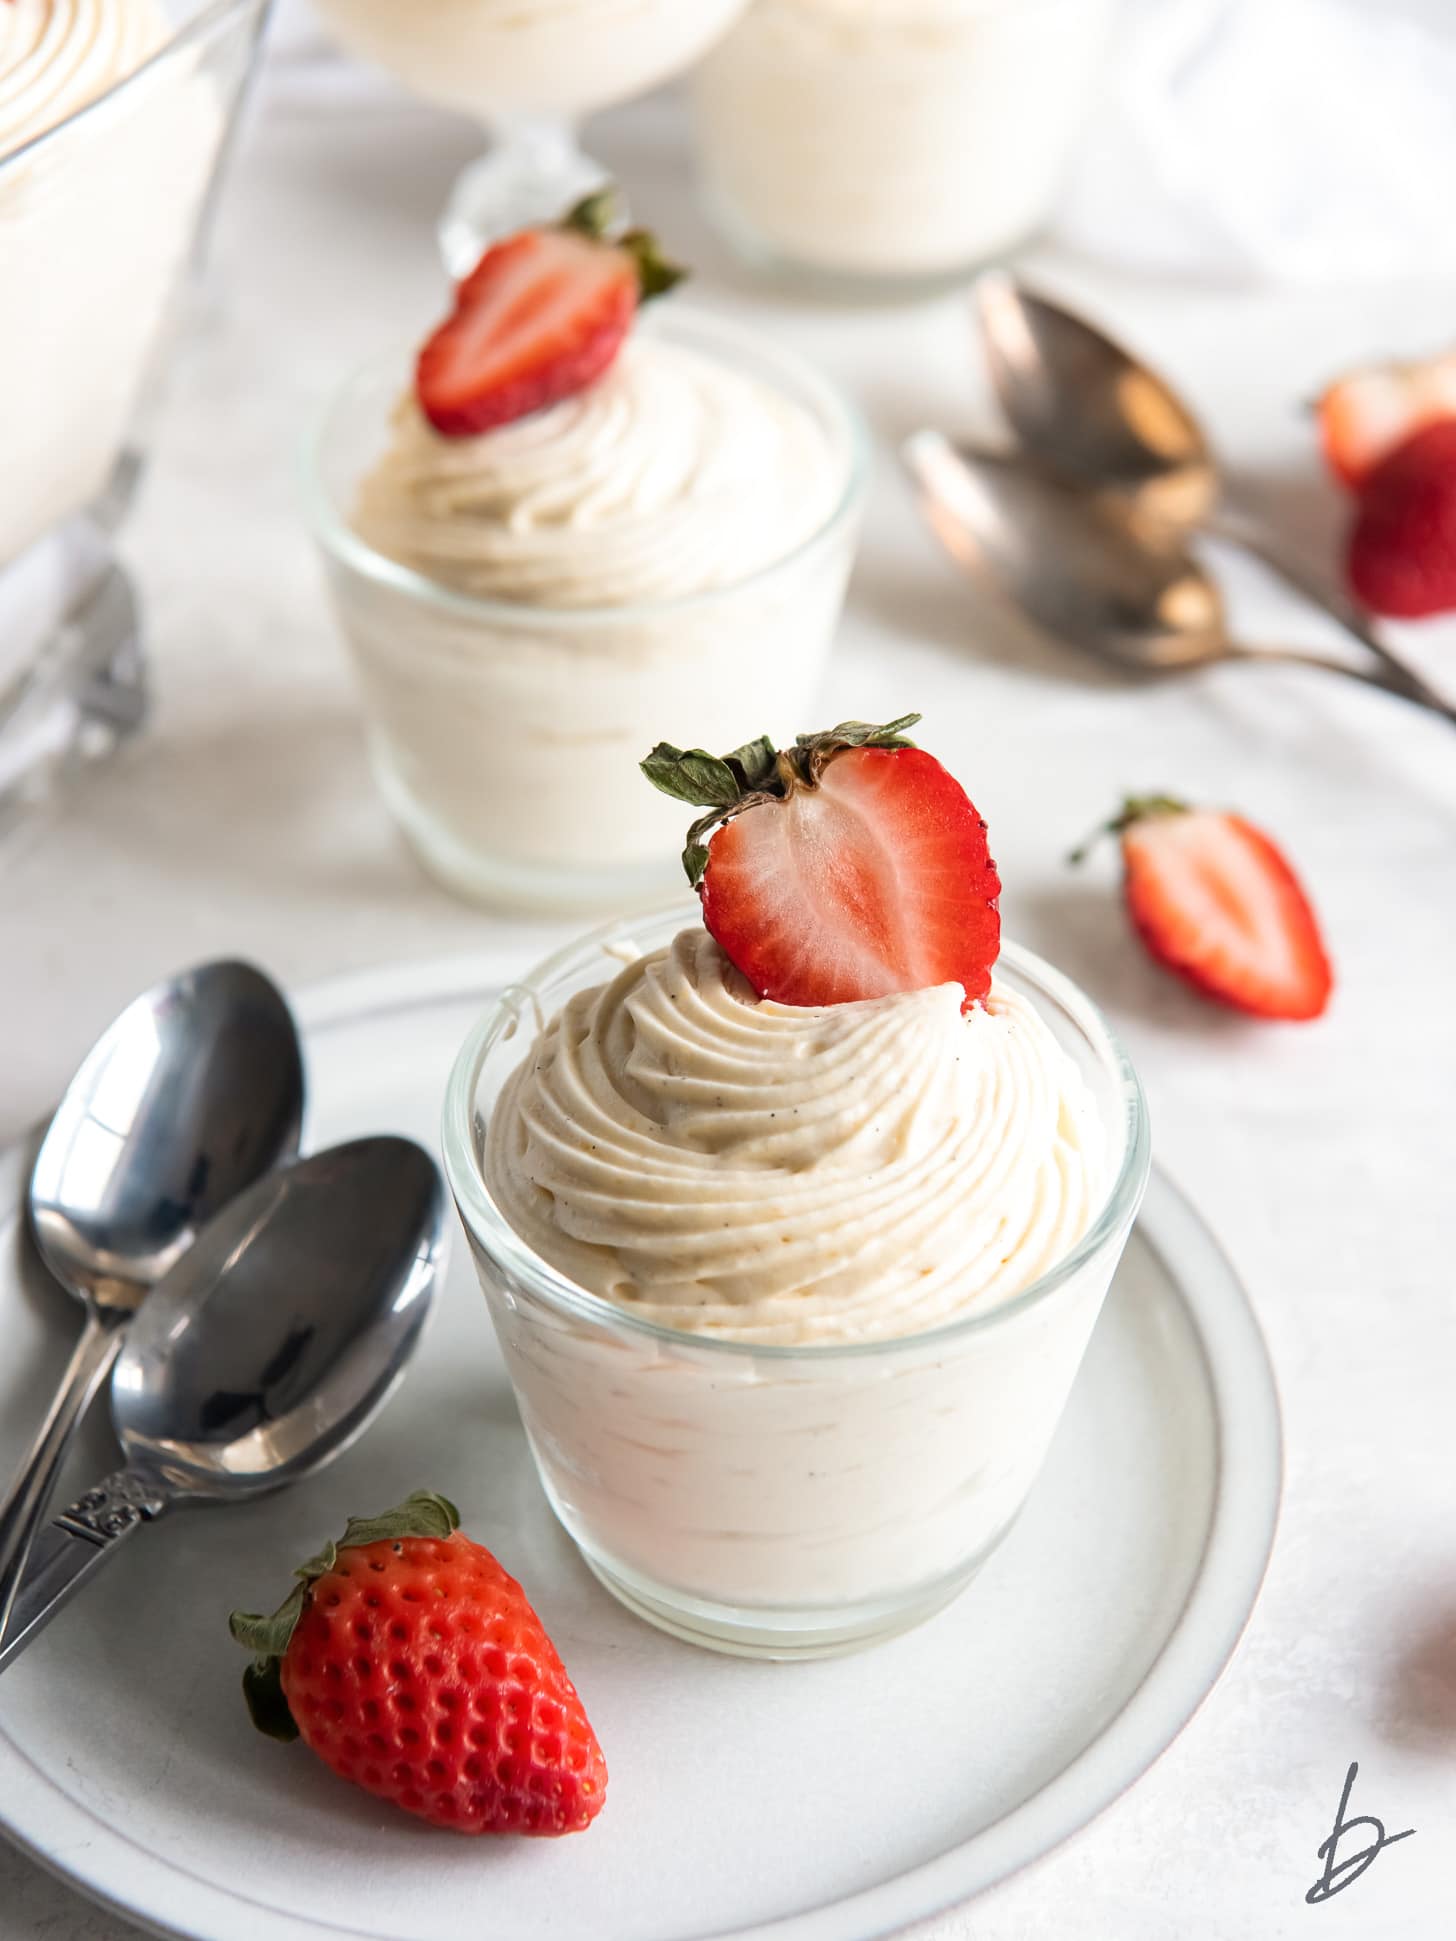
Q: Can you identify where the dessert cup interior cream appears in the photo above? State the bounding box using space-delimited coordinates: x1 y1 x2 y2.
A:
444 906 1151 1659
302 310 868 915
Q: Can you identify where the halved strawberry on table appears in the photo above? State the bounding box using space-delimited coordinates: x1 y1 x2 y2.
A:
416 188 685 437
230 1491 607 1836
1317 347 1456 491
1074 797 1333 1022
641 714 1002 1011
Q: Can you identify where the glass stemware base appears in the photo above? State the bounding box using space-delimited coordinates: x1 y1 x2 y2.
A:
0 516 147 843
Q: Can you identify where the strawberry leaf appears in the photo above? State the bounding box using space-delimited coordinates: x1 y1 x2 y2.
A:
229 1491 461 1742
643 713 924 887
619 227 688 303
242 1656 301 1743
331 1491 459 1553
724 735 779 791
561 189 687 303
229 1581 309 1660
562 187 620 241
683 841 711 888
818 713 921 747
794 714 920 760
1068 794 1189 865
641 743 743 809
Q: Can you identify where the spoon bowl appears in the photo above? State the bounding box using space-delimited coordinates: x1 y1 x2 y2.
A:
30 959 306 1310
0 1135 446 1673
902 432 1230 670
0 961 305 1640
975 271 1220 527
114 1135 442 1494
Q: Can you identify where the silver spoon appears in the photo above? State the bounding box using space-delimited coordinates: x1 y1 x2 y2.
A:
902 433 1456 722
0 1134 444 1674
0 961 306 1642
973 273 1439 695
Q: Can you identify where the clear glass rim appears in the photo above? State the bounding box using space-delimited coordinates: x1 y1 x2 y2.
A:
0 0 266 178
297 304 873 630
442 904 1152 1362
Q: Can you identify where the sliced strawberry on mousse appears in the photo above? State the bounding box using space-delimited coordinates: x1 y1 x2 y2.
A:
416 189 685 438
1075 797 1333 1021
1317 347 1456 491
642 715 1001 1011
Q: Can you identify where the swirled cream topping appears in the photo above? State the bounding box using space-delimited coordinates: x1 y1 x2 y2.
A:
485 928 1108 1345
0 0 166 158
355 335 842 608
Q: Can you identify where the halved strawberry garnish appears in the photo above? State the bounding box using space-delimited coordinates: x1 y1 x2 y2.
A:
641 716 1001 1011
1317 348 1456 491
416 190 685 439
1076 797 1332 1022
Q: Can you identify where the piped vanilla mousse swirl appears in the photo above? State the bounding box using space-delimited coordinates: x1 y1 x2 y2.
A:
0 0 166 156
486 928 1108 1345
355 336 841 608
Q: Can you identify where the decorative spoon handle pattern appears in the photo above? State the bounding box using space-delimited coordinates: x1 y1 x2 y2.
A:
0 1468 171 1677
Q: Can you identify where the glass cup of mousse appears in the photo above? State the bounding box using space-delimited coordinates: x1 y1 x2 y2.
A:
444 903 1151 1660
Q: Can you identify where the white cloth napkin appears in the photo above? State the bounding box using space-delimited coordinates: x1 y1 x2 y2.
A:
1056 0 1456 285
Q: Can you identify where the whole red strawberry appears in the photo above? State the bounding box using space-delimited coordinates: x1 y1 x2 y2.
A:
1347 419 1456 618
229 1492 607 1836
416 188 684 438
641 714 1001 1010
1075 796 1332 1022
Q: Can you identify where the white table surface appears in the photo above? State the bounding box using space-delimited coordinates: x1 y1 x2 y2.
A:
3 36 1455 1941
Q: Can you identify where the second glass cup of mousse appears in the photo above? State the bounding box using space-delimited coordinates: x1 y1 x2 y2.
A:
692 0 1116 294
444 905 1151 1660
303 310 867 915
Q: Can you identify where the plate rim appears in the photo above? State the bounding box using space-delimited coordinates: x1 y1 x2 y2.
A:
0 952 1284 1941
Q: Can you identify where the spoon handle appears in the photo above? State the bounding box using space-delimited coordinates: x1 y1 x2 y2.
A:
1232 642 1456 724
0 1310 127 1645
0 1467 169 1676
1210 506 1454 709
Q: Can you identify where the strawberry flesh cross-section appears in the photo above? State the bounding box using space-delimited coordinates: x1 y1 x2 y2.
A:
641 716 1002 1013
414 190 686 438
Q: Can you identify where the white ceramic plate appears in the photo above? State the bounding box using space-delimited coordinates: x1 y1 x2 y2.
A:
0 956 1282 1941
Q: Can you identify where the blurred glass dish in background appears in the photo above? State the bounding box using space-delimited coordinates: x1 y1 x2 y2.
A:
0 0 270 835
306 0 752 274
300 309 868 913
692 0 1115 295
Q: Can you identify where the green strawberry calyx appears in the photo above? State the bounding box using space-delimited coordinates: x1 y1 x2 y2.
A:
228 1490 460 1744
1067 793 1190 865
561 187 687 303
641 713 922 888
